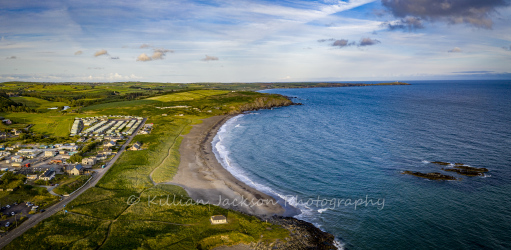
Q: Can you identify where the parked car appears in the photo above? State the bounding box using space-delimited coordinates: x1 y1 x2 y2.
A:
11 212 15 216
5 222 10 227
6 205 10 208
40 209 45 213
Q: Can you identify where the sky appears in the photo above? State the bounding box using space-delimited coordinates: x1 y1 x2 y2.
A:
1 0 511 83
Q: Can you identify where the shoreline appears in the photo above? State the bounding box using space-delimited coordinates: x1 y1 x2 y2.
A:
171 114 295 217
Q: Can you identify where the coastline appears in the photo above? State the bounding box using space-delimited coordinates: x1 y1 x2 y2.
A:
171 113 338 249
171 114 289 217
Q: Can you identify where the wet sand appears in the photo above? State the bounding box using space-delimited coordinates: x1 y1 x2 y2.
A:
171 115 289 217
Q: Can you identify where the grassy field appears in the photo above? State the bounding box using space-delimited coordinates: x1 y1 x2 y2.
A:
53 175 90 195
10 96 69 112
147 90 229 102
4 89 292 249
0 112 75 137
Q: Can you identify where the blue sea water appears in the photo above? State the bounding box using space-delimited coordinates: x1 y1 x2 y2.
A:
212 80 511 249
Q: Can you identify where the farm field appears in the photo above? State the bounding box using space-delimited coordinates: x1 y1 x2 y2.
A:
3 87 293 249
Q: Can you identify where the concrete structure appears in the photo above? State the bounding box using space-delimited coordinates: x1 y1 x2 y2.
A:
210 215 227 224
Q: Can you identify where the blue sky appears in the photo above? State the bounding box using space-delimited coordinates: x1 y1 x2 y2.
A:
1 0 510 82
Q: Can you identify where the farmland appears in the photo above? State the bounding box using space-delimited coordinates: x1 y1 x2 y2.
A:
2 83 293 249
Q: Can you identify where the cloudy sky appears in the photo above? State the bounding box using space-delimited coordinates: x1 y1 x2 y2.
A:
1 0 511 82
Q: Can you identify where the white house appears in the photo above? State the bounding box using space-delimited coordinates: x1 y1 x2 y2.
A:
210 215 227 225
45 151 57 157
82 157 97 166
11 155 23 163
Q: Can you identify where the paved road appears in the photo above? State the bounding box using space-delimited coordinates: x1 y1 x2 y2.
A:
0 118 146 249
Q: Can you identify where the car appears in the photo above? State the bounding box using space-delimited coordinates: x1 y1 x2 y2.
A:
40 209 45 212
5 222 10 227
6 205 10 208
13 202 18 205
11 212 15 216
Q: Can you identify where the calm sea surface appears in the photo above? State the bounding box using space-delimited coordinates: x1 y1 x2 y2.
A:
212 80 511 249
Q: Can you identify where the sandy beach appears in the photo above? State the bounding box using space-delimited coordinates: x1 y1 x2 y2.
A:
171 115 289 217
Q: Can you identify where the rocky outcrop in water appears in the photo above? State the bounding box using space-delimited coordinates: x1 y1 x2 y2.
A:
402 171 458 180
443 165 488 177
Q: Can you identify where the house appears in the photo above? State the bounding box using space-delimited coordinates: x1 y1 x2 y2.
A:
11 155 23 163
104 141 116 147
39 170 55 181
27 174 38 180
99 149 113 155
66 164 84 175
59 150 67 155
82 157 97 165
27 152 42 159
12 129 22 136
210 215 227 224
0 145 4 150
50 159 63 164
11 162 22 167
2 119 12 125
96 154 107 160
130 142 142 151
45 150 57 157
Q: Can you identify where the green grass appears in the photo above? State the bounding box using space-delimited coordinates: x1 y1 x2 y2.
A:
147 90 229 102
53 175 90 195
0 112 75 137
4 89 292 249
10 96 68 111
80 99 159 112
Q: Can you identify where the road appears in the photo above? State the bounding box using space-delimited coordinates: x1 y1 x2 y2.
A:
0 118 146 249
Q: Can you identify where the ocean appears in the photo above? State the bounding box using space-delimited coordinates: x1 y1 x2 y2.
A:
212 80 511 249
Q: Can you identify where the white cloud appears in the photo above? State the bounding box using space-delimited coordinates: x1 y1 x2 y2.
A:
136 53 152 62
202 55 219 61
94 49 108 57
74 50 83 55
448 47 462 53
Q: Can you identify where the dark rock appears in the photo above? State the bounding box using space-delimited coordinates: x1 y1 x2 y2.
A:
248 216 338 250
402 171 457 180
443 165 488 177
431 161 451 166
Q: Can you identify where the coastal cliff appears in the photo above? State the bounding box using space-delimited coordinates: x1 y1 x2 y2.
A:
228 94 295 114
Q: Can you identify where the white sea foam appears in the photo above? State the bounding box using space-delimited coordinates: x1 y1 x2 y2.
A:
421 160 430 164
318 208 331 214
212 113 342 247
334 239 346 250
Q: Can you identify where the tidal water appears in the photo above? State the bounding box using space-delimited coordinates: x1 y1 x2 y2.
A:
212 80 511 249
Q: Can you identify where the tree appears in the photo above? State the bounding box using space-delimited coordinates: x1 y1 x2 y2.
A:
69 154 83 163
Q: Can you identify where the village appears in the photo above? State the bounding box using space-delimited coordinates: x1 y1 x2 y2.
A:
0 115 150 231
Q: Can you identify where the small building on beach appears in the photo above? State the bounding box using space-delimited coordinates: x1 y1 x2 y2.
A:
210 215 227 225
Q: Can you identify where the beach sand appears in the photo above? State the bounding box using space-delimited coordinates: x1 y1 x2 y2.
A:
171 115 288 217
